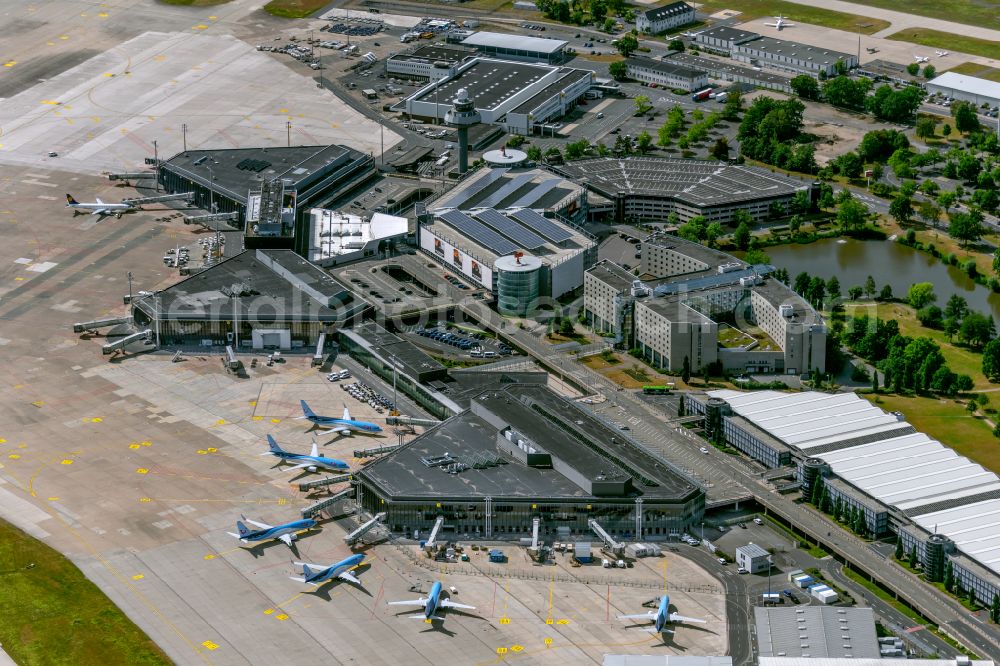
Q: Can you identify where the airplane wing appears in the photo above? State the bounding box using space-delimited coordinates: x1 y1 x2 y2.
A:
91 208 109 215
293 561 327 569
669 613 706 624
618 611 656 621
285 462 312 472
440 599 476 610
278 533 293 547
244 517 272 530
763 22 777 26
338 570 361 585
387 598 427 607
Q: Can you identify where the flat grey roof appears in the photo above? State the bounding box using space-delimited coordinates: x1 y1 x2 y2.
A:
461 31 568 55
412 59 552 111
161 145 364 204
734 36 854 64
693 25 760 43
133 249 357 322
391 45 474 64
737 542 769 558
626 56 706 80
344 322 445 380
645 233 736 271
587 260 638 292
359 384 700 501
552 157 807 208
668 53 793 88
510 68 592 114
641 1 694 21
755 607 879 659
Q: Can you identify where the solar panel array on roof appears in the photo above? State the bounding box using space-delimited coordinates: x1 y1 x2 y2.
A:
439 209 519 255
477 172 537 209
438 169 508 209
509 179 562 209
509 208 573 243
474 209 546 250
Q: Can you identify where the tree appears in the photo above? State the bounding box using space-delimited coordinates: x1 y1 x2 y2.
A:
915 117 937 139
983 339 1000 382
722 91 743 121
953 101 981 134
705 222 723 246
616 33 638 57
636 130 652 154
872 370 880 393
634 95 652 115
992 594 1000 623
923 64 936 79
908 545 919 568
894 535 903 560
906 62 920 76
908 282 937 309
823 75 869 110
668 38 685 52
682 355 691 384
836 196 868 231
709 137 730 160
834 151 864 178
827 276 841 301
526 145 542 162
890 194 913 224
879 284 894 301
794 271 812 296
608 60 628 81
559 318 575 336
734 220 752 251
848 286 863 301
944 560 955 592
790 74 820 100
942 123 952 137
949 209 985 247
590 0 607 22
945 295 969 321
961 312 995 349
937 190 957 214
864 276 877 299
603 17 617 32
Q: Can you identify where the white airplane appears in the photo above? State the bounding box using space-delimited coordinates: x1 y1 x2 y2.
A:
618 595 706 634
388 581 475 621
289 553 366 588
763 15 794 30
226 515 317 548
935 50 949 57
913 54 930 63
65 193 135 218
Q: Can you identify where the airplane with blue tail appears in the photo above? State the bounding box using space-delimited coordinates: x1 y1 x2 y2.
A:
298 400 383 440
387 581 475 621
261 434 350 473
617 595 705 633
289 553 366 587
227 515 317 548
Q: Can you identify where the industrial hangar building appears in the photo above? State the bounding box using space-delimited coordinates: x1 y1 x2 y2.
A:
926 72 1000 110
131 249 367 350
689 27 857 78
418 167 597 311
157 145 376 256
551 157 812 225
402 58 594 135
755 607 880 659
355 384 704 540
459 31 568 64
584 235 826 374
689 389 1000 607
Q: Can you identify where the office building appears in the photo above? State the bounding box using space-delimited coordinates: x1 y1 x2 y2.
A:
625 57 709 92
635 1 696 35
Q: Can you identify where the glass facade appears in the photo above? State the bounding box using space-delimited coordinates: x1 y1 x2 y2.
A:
496 265 541 316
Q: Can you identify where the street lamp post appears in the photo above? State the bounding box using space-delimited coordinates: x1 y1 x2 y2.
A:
153 139 159 192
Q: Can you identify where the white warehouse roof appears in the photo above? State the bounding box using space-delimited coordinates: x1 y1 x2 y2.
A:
927 72 1000 102
706 390 903 447
461 31 568 55
708 389 1000 580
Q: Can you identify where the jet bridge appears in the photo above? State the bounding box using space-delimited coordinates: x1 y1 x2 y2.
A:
123 192 194 206
353 444 402 459
531 517 541 551
588 518 624 556
311 331 327 367
183 211 239 227
106 172 154 182
301 487 354 519
298 474 352 492
423 515 445 550
385 416 440 428
101 330 152 355
344 512 387 545
73 317 129 333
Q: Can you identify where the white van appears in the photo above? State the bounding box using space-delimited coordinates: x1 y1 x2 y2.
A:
470 350 484 358
483 351 498 358
753 517 764 525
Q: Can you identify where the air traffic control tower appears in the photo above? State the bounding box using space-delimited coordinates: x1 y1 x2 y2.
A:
444 88 481 174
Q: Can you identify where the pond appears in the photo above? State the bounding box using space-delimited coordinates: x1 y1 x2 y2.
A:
765 237 1000 319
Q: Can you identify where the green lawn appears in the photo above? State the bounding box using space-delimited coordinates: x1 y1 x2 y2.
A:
886 29 1000 61
263 0 329 18
948 62 1000 83
0 519 169 665
853 0 1000 31
864 393 1000 474
693 0 890 34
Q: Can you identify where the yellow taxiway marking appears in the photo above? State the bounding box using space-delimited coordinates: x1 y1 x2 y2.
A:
59 35 68 40
47 41 54 45
208 15 217 19
8 454 20 460
201 641 218 651
15 277 25 282
41 100 60 105
4 62 16 68
136 468 149 474
270 418 281 423
192 24 208 30
60 459 73 465
0 439 6 444
133 574 144 580
31 400 44 407
98 12 108 17
252 416 263 422
279 108 289 114
48 497 59 501
275 614 289 621
129 444 140 450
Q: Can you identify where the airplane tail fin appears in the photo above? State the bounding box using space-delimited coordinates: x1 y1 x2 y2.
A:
267 434 284 454
302 563 315 578
300 400 316 419
66 193 79 205
236 520 251 537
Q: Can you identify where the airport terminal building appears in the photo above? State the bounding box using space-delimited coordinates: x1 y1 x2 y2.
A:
157 145 376 257
355 384 705 540
551 157 812 225
625 57 709 93
584 235 826 374
688 389 1000 606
